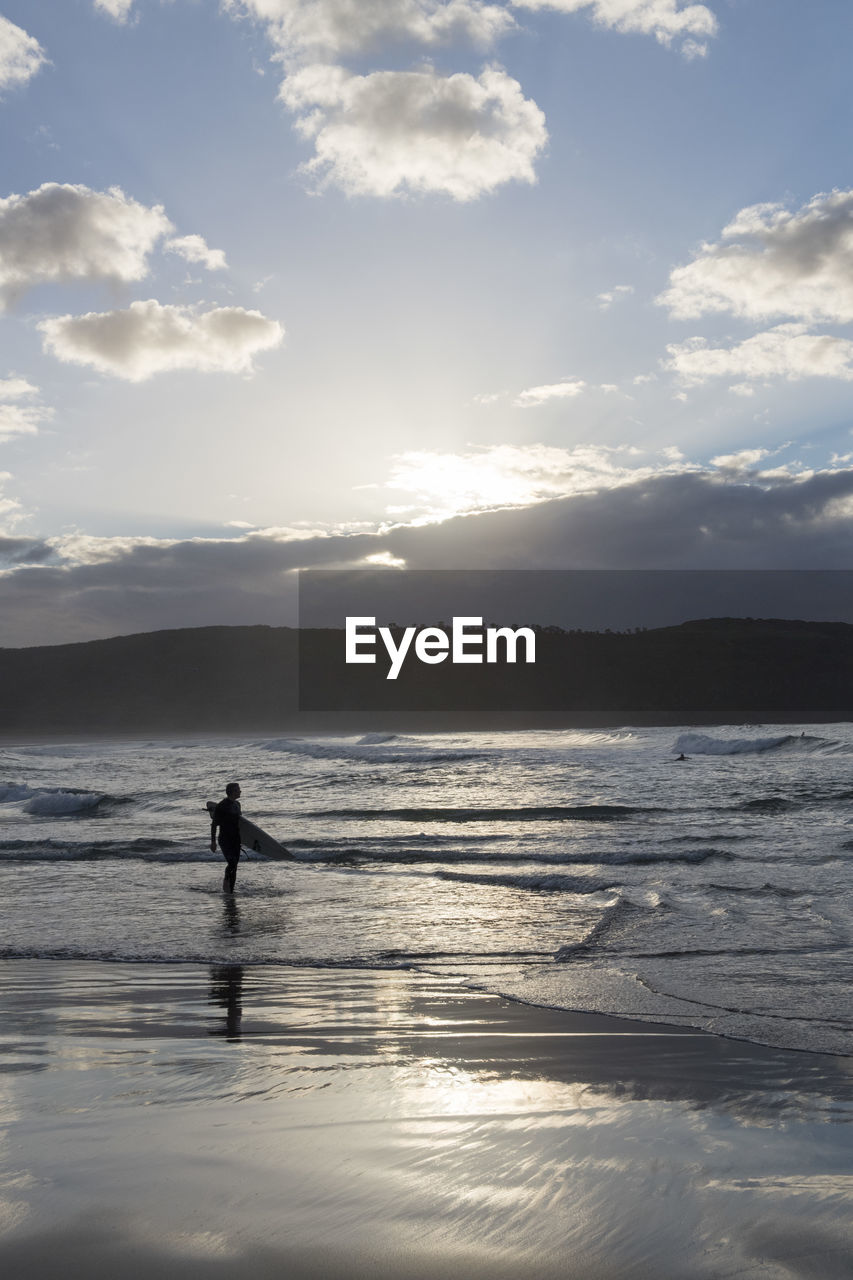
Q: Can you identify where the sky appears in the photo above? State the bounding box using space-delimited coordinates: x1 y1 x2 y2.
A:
1 0 853 644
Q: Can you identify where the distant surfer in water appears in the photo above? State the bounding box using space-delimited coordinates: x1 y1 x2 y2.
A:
210 782 242 892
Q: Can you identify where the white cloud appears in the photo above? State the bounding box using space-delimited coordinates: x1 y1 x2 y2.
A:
0 377 51 441
710 448 768 475
597 284 633 309
511 0 717 56
660 190 853 324
227 0 514 62
278 64 547 200
165 234 228 270
665 324 853 386
0 184 234 306
39 299 285 381
387 441 695 518
0 16 48 92
0 376 38 400
514 378 586 406
93 0 136 20
0 403 47 442
0 183 172 308
0 472 24 530
362 550 407 567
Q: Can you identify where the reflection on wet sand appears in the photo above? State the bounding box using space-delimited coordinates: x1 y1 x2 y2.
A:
0 961 850 1280
208 965 243 1042
221 893 240 937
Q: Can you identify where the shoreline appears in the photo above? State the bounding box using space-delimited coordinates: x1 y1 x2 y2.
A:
1 959 851 1278
3 950 850 1062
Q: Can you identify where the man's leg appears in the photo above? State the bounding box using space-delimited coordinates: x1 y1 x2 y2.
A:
220 842 240 892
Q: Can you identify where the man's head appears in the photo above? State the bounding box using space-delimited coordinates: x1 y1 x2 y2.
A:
225 782 241 798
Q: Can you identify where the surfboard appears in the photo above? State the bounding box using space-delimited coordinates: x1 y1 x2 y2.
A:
206 801 293 860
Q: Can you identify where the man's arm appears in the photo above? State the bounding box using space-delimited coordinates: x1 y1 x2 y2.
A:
210 802 219 852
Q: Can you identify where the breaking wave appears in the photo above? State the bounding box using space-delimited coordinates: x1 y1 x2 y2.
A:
674 732 832 756
305 804 659 823
555 896 656 960
437 870 618 894
1 783 129 816
24 791 116 816
0 838 201 862
260 737 481 764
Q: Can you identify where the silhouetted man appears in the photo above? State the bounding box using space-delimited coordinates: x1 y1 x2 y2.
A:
211 782 242 892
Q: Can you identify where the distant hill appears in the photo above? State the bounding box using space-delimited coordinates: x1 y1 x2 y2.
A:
0 626 298 738
0 618 851 738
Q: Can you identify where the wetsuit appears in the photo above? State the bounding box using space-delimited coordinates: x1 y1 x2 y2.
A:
212 796 242 891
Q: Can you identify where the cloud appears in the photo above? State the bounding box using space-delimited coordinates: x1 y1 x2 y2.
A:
665 324 853 386
710 448 768 475
514 378 586 407
165 234 228 270
511 0 717 56
0 376 38 400
0 184 233 308
4 466 853 643
0 471 24 531
389 466 853 570
0 535 54 565
0 377 51 441
226 0 514 62
659 190 853 324
597 284 633 310
0 402 44 443
0 183 171 308
93 0 136 20
385 441 696 518
278 64 547 199
39 300 284 381
0 16 48 92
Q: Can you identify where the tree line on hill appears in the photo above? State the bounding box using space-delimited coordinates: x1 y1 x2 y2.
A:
0 617 850 738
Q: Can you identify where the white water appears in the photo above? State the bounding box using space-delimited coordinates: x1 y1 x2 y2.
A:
1 725 851 1055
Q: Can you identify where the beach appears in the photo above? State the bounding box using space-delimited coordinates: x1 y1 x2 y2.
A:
1 727 851 1275
5 0 853 1271
1 960 851 1280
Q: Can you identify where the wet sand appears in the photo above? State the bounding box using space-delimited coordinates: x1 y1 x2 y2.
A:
0 960 851 1279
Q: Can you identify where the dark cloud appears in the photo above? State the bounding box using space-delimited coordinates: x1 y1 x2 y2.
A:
0 536 54 565
2 469 852 645
387 468 853 570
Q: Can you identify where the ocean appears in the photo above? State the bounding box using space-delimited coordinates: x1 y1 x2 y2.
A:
1 725 851 1058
